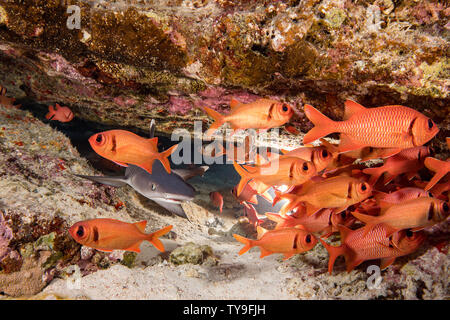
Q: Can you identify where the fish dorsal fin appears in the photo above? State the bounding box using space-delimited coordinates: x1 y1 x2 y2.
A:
149 119 156 138
148 137 158 148
337 224 352 243
134 220 147 233
344 100 366 120
256 226 268 240
55 103 61 110
230 98 242 109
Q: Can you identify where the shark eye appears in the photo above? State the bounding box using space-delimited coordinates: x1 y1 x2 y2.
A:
305 234 312 243
76 226 85 237
427 119 434 129
151 183 157 191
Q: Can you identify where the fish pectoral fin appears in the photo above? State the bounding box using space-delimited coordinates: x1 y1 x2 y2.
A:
346 258 364 273
125 242 142 253
282 252 295 260
305 204 321 216
338 134 364 153
113 161 129 167
259 247 273 258
134 220 147 233
380 257 396 270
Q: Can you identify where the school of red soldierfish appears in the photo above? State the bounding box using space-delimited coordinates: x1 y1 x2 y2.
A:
1 84 448 274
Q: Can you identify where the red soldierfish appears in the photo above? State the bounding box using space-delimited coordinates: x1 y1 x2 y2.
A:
352 197 449 238
45 104 74 123
303 100 439 152
0 85 19 108
362 146 430 185
69 218 173 253
202 98 294 138
320 225 425 273
233 225 317 260
374 187 432 210
89 129 178 174
233 156 316 197
210 191 224 213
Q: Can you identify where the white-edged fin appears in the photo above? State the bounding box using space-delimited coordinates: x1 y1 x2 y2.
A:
152 199 188 219
149 119 156 138
74 174 128 188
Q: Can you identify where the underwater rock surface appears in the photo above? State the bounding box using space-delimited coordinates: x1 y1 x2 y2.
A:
0 0 448 144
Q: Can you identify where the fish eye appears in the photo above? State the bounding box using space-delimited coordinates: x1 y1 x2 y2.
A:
282 104 289 112
427 119 434 129
305 234 312 243
427 192 433 197
96 134 103 143
76 226 84 237
341 212 346 219
322 149 329 158
406 230 413 238
443 202 449 213
360 183 368 192
151 183 157 191
302 162 309 171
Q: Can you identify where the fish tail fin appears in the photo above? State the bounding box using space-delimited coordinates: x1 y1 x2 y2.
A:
303 104 336 144
157 144 178 174
203 106 225 138
45 105 55 120
232 234 253 255
233 161 252 197
319 239 347 275
362 166 383 186
146 225 173 252
424 157 447 191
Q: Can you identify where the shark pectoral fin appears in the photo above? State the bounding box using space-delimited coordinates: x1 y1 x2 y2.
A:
152 199 188 219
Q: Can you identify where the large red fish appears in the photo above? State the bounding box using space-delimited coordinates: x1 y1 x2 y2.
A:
233 225 317 260
275 176 372 216
89 130 178 174
352 197 449 238
233 156 316 197
69 218 173 253
320 225 425 273
303 100 439 152
202 98 293 138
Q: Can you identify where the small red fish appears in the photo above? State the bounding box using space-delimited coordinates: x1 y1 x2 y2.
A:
320 225 425 273
232 182 258 205
303 100 439 152
266 209 352 237
89 129 178 174
202 98 294 138
0 85 19 108
242 202 265 227
362 146 430 185
45 103 74 123
210 191 224 213
233 225 317 260
69 218 173 253
374 187 432 210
